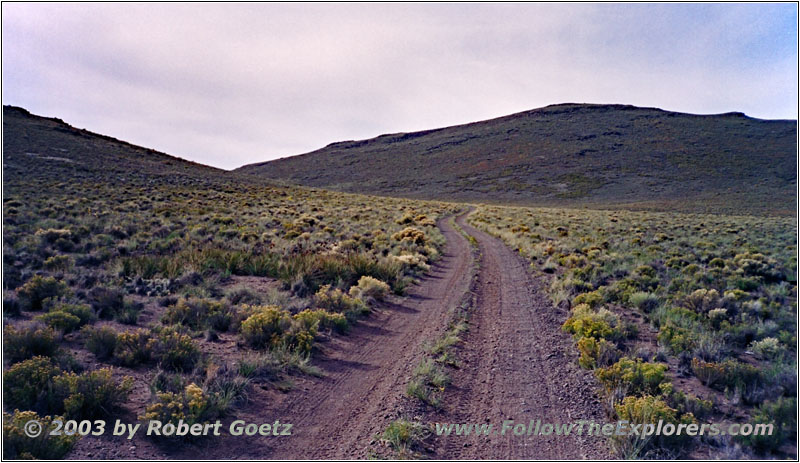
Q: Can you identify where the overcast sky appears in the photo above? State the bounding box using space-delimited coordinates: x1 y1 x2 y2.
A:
3 3 797 170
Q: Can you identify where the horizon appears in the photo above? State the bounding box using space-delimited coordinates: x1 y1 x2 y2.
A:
8 100 797 172
3 3 797 169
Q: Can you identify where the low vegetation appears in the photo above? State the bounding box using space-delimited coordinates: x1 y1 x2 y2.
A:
470 205 796 457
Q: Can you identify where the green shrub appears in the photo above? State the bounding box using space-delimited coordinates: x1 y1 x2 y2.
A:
83 326 119 360
613 395 696 458
3 410 78 460
3 356 61 411
391 227 427 245
657 322 697 354
738 397 797 453
562 304 622 341
50 368 133 419
574 290 604 308
629 292 660 313
293 309 348 334
3 295 21 316
382 419 427 458
240 306 292 349
162 298 235 331
86 286 124 319
349 275 390 301
3 356 132 419
577 336 621 369
691 358 762 392
114 329 156 366
16 276 69 311
43 255 72 271
313 285 367 315
3 325 59 363
35 310 82 333
140 383 218 435
749 337 784 360
596 358 668 396
153 329 201 372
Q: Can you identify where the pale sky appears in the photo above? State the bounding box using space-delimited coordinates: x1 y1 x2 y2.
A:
2 3 797 169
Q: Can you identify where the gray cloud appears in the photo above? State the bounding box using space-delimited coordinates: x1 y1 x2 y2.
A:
3 3 797 169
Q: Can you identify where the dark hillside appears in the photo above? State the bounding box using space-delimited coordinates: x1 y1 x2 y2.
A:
237 104 797 215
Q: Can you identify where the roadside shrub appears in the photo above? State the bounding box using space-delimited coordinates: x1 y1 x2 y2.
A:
313 285 367 315
629 292 660 313
577 336 621 369
3 410 77 460
35 311 82 333
153 328 201 372
574 290 604 308
17 276 69 311
562 304 622 341
114 329 156 366
382 419 427 458
293 309 348 334
613 395 696 458
391 227 427 245
3 356 61 411
738 397 797 453
240 306 292 349
141 383 216 433
596 358 668 397
83 326 119 360
3 325 59 363
162 298 235 331
49 368 133 419
349 275 390 301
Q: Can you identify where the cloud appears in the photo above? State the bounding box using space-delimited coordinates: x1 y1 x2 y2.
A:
2 3 797 169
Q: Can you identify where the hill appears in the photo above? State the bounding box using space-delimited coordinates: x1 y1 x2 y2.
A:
3 105 229 188
236 104 797 215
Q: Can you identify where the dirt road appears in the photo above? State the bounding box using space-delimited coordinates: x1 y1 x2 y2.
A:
180 213 474 459
82 211 607 459
428 213 609 459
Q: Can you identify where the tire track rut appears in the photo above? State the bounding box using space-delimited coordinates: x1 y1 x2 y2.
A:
182 214 473 459
429 212 609 459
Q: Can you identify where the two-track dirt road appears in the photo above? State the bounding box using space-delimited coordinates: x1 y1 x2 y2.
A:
95 211 607 460
180 213 475 459
429 213 609 459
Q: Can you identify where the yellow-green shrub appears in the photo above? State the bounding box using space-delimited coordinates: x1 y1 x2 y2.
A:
49 368 133 419
562 304 622 341
313 285 367 315
16 276 69 311
162 298 235 331
240 306 292 349
613 395 696 457
349 275 390 301
293 309 348 334
3 356 61 411
577 336 621 369
596 358 668 396
3 410 78 459
141 383 213 431
391 227 427 245
3 325 59 363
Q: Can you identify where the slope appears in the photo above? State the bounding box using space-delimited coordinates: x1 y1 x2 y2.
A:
237 104 797 215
